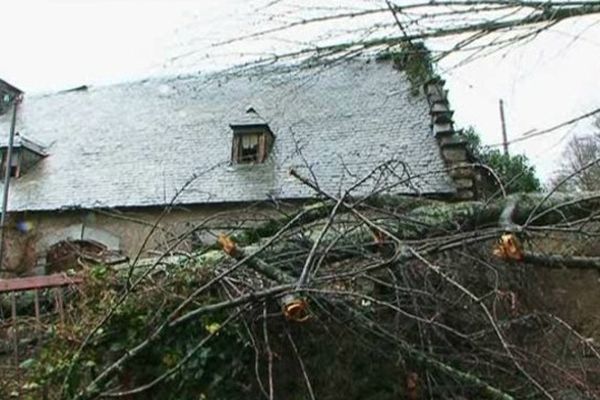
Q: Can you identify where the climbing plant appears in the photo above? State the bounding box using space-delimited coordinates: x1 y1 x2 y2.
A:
377 41 435 95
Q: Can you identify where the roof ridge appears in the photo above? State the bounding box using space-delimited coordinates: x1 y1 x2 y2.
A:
28 57 385 98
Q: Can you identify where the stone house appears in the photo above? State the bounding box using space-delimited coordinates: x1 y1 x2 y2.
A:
0 59 472 276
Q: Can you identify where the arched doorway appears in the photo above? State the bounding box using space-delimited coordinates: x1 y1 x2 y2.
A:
46 239 126 273
38 224 126 273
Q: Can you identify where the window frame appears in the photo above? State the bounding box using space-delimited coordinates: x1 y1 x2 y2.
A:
231 126 274 165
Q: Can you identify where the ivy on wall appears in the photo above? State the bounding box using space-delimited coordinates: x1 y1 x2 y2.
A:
377 41 436 95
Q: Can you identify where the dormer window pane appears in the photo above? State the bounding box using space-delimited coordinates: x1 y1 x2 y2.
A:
231 129 274 164
240 133 260 163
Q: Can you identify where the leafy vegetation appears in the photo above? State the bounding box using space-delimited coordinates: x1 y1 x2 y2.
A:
15 266 254 400
462 127 541 196
3 191 600 399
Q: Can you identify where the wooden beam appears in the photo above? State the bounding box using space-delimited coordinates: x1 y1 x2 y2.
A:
11 292 18 367
34 289 41 329
0 274 83 293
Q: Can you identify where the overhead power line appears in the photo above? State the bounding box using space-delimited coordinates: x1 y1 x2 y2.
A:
489 106 600 147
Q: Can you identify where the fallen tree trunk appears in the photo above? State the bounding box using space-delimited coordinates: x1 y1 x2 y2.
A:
522 252 600 271
112 191 600 284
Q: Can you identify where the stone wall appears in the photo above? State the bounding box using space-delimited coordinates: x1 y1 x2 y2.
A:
1 201 301 276
423 77 476 200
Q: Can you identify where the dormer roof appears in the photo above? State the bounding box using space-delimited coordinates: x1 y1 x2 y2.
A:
0 79 23 98
230 107 274 135
0 134 47 157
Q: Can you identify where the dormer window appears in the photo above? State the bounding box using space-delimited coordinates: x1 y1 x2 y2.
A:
230 108 274 164
0 134 47 179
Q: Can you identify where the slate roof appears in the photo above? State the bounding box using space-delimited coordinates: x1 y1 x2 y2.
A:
0 59 455 212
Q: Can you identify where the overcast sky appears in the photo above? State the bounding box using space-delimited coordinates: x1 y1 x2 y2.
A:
2 0 599 183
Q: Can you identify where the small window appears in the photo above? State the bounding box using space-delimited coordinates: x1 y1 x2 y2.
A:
231 126 274 164
0 150 20 179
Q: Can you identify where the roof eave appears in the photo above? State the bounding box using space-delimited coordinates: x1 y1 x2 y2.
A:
0 79 24 96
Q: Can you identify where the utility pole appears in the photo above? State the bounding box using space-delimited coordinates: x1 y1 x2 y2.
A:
499 99 509 156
